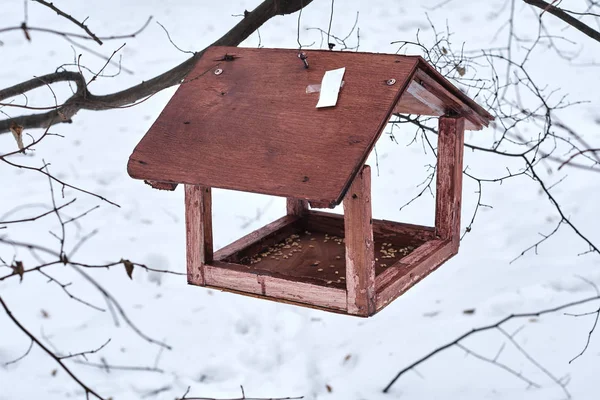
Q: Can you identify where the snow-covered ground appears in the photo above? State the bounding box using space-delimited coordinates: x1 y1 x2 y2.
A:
1 0 599 399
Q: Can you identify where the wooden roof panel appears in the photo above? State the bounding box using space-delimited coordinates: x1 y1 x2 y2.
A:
128 46 492 205
128 47 419 205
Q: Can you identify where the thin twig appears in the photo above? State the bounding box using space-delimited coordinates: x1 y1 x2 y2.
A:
32 0 103 44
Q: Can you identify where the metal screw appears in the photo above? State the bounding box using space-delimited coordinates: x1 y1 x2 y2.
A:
214 68 223 75
386 78 396 86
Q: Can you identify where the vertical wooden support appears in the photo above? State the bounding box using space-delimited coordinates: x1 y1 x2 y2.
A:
343 165 375 316
286 198 309 216
435 116 465 247
185 184 213 285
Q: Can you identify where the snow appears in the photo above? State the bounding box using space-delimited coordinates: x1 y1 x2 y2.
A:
1 0 599 399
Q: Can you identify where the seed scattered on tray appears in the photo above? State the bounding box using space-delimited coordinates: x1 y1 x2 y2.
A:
335 271 339 274
317 268 323 272
326 281 333 284
311 261 320 266
329 264 335 268
336 255 341 260
310 237 316 241
309 244 315 248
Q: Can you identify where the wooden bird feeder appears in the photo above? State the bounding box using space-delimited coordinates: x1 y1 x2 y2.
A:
127 46 493 317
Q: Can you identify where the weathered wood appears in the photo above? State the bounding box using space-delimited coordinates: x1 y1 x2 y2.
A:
286 198 309 216
144 180 178 191
376 239 455 311
413 67 490 130
343 165 376 316
203 263 263 294
263 276 347 311
308 200 333 209
201 262 347 311
375 239 444 291
128 47 421 206
307 210 436 242
213 215 299 261
185 185 213 285
435 116 465 246
221 229 347 289
395 80 446 117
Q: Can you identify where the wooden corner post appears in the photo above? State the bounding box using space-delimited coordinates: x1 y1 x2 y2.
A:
344 165 376 316
185 185 213 285
286 198 309 216
435 116 465 248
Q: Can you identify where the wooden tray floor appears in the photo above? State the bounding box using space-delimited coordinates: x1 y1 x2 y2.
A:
220 212 429 289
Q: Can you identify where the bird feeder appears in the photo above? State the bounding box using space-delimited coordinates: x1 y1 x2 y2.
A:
127 46 493 317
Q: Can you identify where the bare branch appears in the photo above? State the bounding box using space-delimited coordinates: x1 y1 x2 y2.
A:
32 0 103 44
0 0 315 134
523 0 600 43
0 295 106 400
455 343 540 388
383 294 600 393
3 339 34 366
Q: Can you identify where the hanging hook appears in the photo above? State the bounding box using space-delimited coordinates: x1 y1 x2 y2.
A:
298 52 309 69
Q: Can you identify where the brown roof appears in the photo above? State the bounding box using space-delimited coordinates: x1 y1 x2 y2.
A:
128 46 492 206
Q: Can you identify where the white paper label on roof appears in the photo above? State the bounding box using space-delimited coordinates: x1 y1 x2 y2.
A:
316 67 346 108
306 81 345 94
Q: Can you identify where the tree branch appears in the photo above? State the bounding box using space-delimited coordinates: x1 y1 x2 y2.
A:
382 294 600 393
0 0 315 134
32 0 103 44
523 0 600 43
0 295 106 400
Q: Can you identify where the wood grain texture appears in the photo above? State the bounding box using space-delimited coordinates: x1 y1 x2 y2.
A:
263 276 347 310
213 215 299 261
286 198 309 216
185 185 213 285
395 80 446 117
225 229 347 289
211 212 430 290
307 210 436 242
375 239 456 311
203 263 263 294
343 165 376 316
413 63 493 130
375 239 442 291
200 262 347 311
144 180 178 191
435 116 465 244
129 47 420 206
127 48 492 205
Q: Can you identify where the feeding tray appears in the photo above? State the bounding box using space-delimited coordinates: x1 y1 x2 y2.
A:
127 46 493 317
